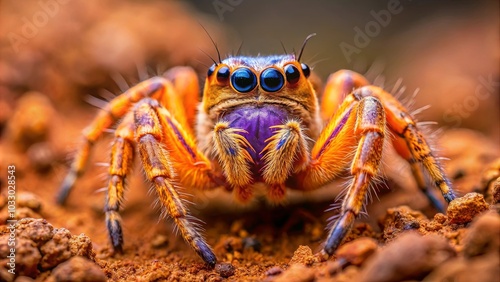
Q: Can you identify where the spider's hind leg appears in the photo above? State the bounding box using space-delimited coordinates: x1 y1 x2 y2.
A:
57 77 177 204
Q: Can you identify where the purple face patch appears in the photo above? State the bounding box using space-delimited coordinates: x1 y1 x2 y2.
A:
221 104 290 174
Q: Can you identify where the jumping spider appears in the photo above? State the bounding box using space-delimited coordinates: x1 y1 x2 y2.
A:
57 37 456 267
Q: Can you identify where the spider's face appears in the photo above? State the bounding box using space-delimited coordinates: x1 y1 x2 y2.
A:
201 54 317 115
199 54 321 169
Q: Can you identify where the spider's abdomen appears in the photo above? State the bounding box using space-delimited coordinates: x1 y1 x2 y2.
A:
223 104 289 173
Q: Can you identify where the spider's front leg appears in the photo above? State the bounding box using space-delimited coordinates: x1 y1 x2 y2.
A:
322 95 386 256
291 70 457 258
292 93 387 257
134 98 219 266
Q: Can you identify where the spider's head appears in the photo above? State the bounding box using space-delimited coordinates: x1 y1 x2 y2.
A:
198 54 321 173
201 54 318 115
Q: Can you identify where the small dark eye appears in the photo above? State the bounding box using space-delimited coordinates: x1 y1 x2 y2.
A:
217 66 230 83
260 68 284 92
231 68 257 93
284 65 301 85
301 63 310 78
207 64 216 77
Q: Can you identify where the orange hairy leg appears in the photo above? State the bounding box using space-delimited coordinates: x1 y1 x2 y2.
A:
57 69 199 204
305 71 455 209
57 68 220 264
355 85 456 211
162 66 200 133
320 70 369 121
155 105 220 189
105 111 135 252
321 96 386 256
134 98 217 267
289 94 360 190
290 77 456 256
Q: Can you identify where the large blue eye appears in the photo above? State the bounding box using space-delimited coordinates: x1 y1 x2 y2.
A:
260 68 284 92
230 68 257 93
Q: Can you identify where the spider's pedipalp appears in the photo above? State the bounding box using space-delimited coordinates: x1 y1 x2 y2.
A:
262 121 309 202
212 122 254 202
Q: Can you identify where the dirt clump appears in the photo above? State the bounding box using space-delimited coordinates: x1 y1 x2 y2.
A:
380 205 429 242
0 236 41 279
358 232 456 282
0 218 96 281
289 245 316 266
423 211 500 282
47 256 107 282
462 211 500 258
334 237 378 267
270 264 315 282
446 193 490 224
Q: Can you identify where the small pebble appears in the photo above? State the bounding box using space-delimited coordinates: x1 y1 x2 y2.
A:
5 92 54 150
265 266 283 277
13 276 35 282
447 193 489 224
335 237 378 266
242 237 262 252
223 236 243 253
215 262 235 278
151 235 169 248
26 142 55 172
273 264 315 282
17 192 42 213
381 206 427 241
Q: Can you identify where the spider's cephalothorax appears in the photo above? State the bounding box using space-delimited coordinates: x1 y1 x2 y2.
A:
197 55 322 197
57 53 456 267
